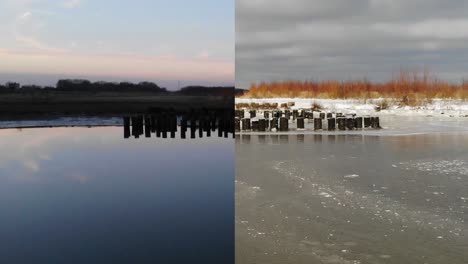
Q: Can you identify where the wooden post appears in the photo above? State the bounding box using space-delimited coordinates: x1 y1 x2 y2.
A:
346 118 355 130
190 118 196 139
251 121 259 131
144 115 151 138
242 118 251 131
314 118 322 130
328 118 336 130
181 118 187 139
258 119 266 132
320 112 325 119
364 117 371 128
264 111 270 119
270 118 278 131
297 117 304 129
337 118 346 130
123 116 130 138
355 117 363 129
249 110 256 118
279 117 288 131
198 119 203 138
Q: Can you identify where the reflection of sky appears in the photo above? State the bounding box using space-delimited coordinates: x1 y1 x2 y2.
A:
0 127 234 263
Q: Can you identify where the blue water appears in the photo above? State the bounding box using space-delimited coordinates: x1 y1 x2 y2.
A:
0 127 234 263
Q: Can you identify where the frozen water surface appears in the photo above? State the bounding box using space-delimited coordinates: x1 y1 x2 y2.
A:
236 129 468 264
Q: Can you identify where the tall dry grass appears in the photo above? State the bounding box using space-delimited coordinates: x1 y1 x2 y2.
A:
241 70 468 100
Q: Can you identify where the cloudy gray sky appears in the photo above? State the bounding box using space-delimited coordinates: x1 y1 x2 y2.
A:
236 0 468 88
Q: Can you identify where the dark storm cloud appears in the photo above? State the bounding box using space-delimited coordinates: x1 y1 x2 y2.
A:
236 0 468 88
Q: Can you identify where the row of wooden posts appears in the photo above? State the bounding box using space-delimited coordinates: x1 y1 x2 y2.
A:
123 110 234 139
234 109 381 132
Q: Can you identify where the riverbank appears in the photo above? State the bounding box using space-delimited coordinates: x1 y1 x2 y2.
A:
0 93 232 119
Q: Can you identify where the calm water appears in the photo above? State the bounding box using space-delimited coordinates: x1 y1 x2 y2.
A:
236 132 468 264
0 127 234 263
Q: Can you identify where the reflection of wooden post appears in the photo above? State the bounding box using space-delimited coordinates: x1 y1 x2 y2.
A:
279 117 288 131
297 117 304 129
328 118 336 130
314 118 322 130
123 117 130 138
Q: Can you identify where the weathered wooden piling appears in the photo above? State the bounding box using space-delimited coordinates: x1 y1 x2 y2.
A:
123 116 130 138
181 118 187 139
144 116 151 138
371 117 380 129
337 118 346 130
249 110 256 118
327 113 332 118
355 117 363 129
297 117 304 129
218 119 223 137
346 118 355 130
319 112 325 119
190 118 196 139
198 119 203 138
314 118 322 130
279 117 288 131
292 110 298 120
251 121 259 131
328 118 336 130
242 118 251 131
364 117 371 128
258 119 266 132
270 118 278 131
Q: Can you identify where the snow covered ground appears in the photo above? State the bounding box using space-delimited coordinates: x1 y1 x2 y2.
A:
236 98 468 117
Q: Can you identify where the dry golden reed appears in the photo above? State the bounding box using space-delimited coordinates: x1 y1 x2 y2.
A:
241 70 468 100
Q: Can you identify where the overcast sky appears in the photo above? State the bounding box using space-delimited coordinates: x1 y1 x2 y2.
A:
236 0 468 88
0 0 234 89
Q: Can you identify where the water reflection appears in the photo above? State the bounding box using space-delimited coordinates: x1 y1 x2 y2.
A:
0 125 234 263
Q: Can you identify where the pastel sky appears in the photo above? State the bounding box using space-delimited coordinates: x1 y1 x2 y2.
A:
0 0 234 89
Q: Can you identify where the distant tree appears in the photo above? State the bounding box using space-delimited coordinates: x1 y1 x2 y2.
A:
6 82 20 90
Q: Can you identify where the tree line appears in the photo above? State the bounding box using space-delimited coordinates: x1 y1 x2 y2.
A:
0 79 238 96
